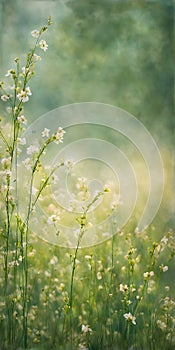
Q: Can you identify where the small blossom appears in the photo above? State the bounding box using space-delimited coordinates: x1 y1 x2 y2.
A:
81 324 92 333
39 39 48 52
34 53 42 61
17 115 27 124
1 95 9 102
17 91 29 102
49 256 58 265
27 144 39 155
1 158 11 168
5 69 15 77
159 265 168 272
85 255 92 260
6 106 12 113
124 312 136 325
65 159 74 169
97 272 102 280
42 128 50 138
157 320 167 331
119 283 128 293
21 66 30 75
17 137 26 145
54 127 66 144
47 214 60 225
161 236 168 245
17 87 32 102
25 86 32 96
31 29 40 38
143 271 154 279
23 158 31 170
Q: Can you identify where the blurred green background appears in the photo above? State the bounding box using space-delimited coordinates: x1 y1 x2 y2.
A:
0 0 174 229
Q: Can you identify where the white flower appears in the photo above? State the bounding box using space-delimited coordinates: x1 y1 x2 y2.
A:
65 159 74 169
157 320 167 331
17 115 27 124
34 53 41 61
27 144 39 155
5 69 15 77
1 95 9 101
85 255 92 260
42 128 50 138
21 66 30 75
47 214 60 225
50 174 58 184
49 256 58 265
119 283 128 293
54 127 66 144
23 158 31 170
6 106 12 113
31 29 40 38
76 177 87 190
17 137 26 145
143 271 154 279
39 39 48 52
1 157 10 168
97 272 102 280
25 86 32 96
17 91 29 102
159 265 168 272
124 312 136 325
81 324 92 333
17 87 32 102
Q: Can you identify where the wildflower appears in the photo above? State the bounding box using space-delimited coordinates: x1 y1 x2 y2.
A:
1 95 9 101
17 115 27 124
65 159 74 169
17 137 26 145
143 271 154 279
50 173 58 184
81 324 92 333
47 214 60 225
34 53 41 61
27 144 39 155
157 320 167 331
85 255 92 260
23 158 31 170
17 86 32 102
76 177 88 190
25 86 32 96
159 265 168 272
1 158 11 168
124 312 136 325
97 272 102 280
49 256 58 265
5 69 15 77
21 66 30 75
6 106 12 113
119 283 128 293
31 29 40 38
161 236 168 245
39 39 48 52
42 128 50 138
54 127 66 144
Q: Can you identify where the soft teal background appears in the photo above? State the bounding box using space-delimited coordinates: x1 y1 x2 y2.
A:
0 0 174 227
